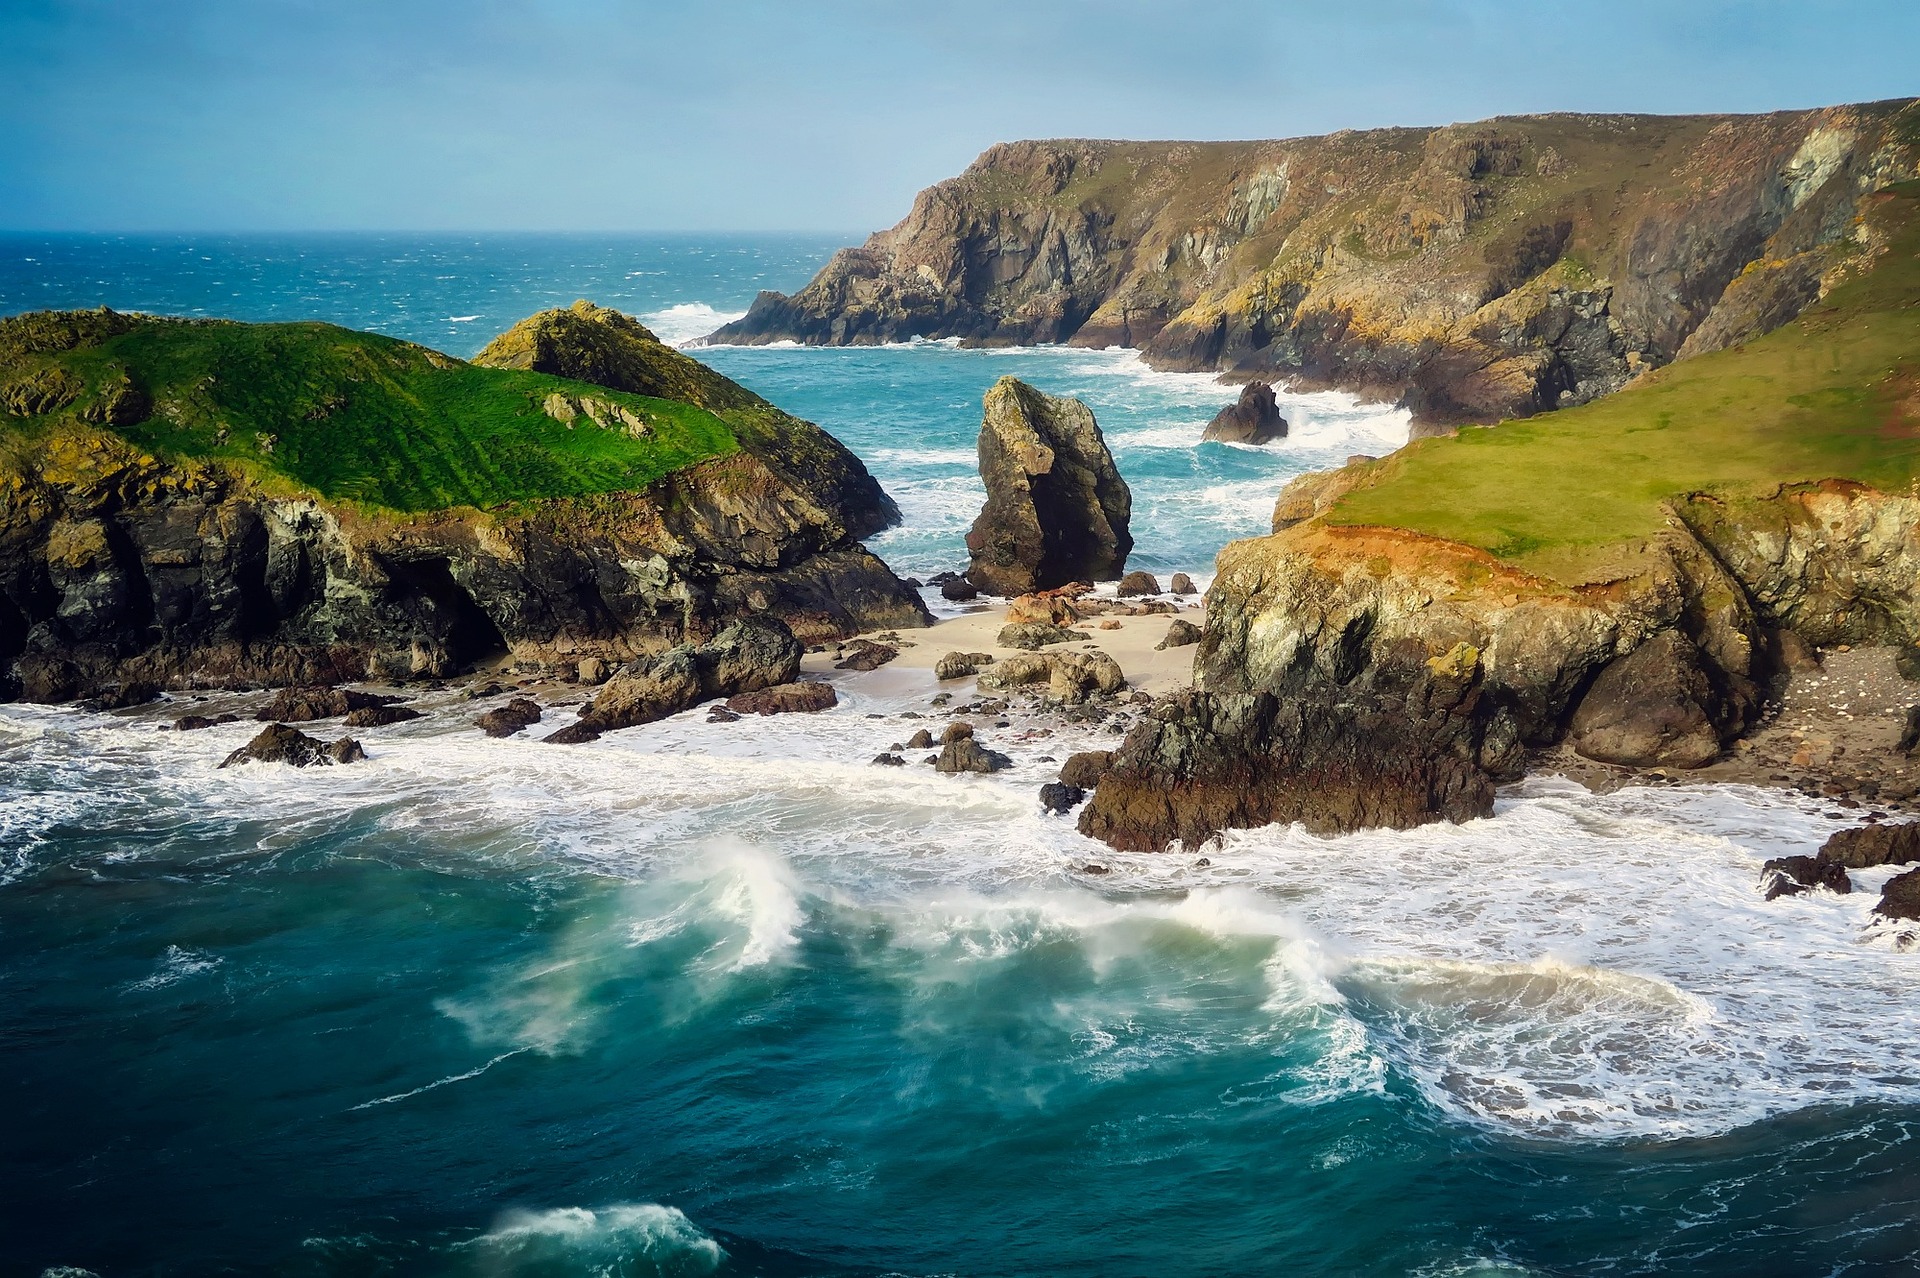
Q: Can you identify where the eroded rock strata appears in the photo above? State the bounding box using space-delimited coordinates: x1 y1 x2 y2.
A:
1081 478 1920 850
1 305 929 703
708 102 1920 430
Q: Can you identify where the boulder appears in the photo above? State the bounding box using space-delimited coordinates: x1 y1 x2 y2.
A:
998 622 1080 650
980 650 1126 703
1776 630 1822 674
81 681 161 711
344 705 422 728
1874 867 1920 922
477 697 543 737
1201 382 1289 445
835 639 898 671
1157 620 1202 650
726 681 838 715
693 617 804 697
1817 822 1920 869
963 377 1132 595
940 578 980 602
256 686 399 724
1897 645 1920 682
872 753 906 766
1059 750 1114 790
172 713 237 731
936 722 1013 774
1567 632 1724 769
220 723 364 769
1117 571 1161 597
1169 573 1196 595
1006 589 1088 626
577 656 610 686
906 728 935 750
1040 782 1086 814
578 617 803 734
542 720 603 745
935 651 994 680
1900 706 1920 756
1759 855 1852 900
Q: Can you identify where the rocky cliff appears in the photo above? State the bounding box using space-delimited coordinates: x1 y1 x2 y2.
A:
708 101 1920 430
0 304 928 702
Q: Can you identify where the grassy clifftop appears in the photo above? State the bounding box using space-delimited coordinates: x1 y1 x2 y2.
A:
0 309 740 512
1324 180 1920 584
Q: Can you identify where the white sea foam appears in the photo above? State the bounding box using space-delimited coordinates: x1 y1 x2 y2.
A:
644 302 747 346
447 314 480 323
125 944 223 992
463 1202 725 1271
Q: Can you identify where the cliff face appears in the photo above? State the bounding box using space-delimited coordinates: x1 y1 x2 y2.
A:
708 102 1920 429
0 305 928 702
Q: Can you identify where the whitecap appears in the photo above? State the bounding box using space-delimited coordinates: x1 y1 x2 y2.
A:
643 302 748 347
463 1202 725 1272
124 945 223 992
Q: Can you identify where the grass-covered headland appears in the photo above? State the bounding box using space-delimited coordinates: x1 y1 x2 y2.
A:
0 309 741 513
1326 181 1920 583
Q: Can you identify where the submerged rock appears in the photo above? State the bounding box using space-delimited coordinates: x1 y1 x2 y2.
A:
1759 855 1852 900
477 697 542 737
257 686 399 724
1059 750 1113 790
1201 382 1288 445
172 713 237 731
1874 867 1920 922
1817 822 1920 869
1039 782 1086 814
344 704 422 728
220 723 364 768
964 377 1131 595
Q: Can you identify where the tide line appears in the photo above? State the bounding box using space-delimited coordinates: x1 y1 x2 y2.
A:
348 1047 532 1111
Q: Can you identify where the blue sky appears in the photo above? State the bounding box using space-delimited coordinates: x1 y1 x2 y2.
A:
2 0 1915 232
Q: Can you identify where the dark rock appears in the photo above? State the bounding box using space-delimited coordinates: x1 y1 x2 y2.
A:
1059 750 1114 790
940 578 980 602
344 704 422 728
80 681 161 711
467 682 507 700
998 622 1080 650
1169 573 1196 595
257 686 398 724
542 720 603 745
220 722 362 768
726 681 838 715
1897 646 1920 682
872 753 906 766
964 377 1131 595
935 651 994 680
942 720 974 743
937 734 1013 774
707 705 742 722
172 713 237 731
1157 619 1202 650
1874 867 1920 922
1900 706 1920 756
1201 382 1288 445
1567 631 1725 769
1760 854 1851 900
477 697 542 737
1117 571 1161 597
906 728 935 750
1040 782 1086 814
1776 629 1823 674
1817 822 1920 869
835 639 898 671
584 617 803 733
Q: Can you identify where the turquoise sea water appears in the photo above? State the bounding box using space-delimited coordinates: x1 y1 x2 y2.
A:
5 236 1920 1277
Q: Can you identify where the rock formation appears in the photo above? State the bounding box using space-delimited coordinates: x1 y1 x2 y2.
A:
707 103 1920 431
1 305 929 704
220 723 364 768
1201 383 1288 445
561 616 803 739
963 377 1131 595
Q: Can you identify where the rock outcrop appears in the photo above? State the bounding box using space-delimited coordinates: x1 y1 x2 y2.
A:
1 305 929 704
220 723 364 768
963 377 1131 595
707 104 1920 430
565 616 803 736
1201 383 1287 445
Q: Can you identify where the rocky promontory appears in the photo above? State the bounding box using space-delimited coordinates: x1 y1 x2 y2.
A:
707 102 1920 431
0 303 928 703
964 376 1131 595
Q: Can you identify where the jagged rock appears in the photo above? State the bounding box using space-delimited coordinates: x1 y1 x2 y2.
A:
344 704 422 728
1817 822 1920 869
906 728 935 750
980 650 1126 703
220 723 363 769
997 623 1080 650
574 617 803 735
936 721 1012 774
1158 620 1202 650
726 681 838 715
80 681 161 711
1874 867 1920 922
964 377 1131 595
477 697 542 737
1568 632 1725 769
257 686 399 724
577 656 610 686
1760 855 1852 900
172 713 237 731
1169 573 1196 595
1060 750 1114 790
872 753 905 766
1117 571 1161 597
935 651 994 680
542 720 602 745
1202 383 1288 445
940 578 980 602
835 639 897 671
1040 782 1086 814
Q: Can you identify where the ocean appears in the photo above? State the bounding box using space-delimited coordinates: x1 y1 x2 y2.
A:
3 234 1918 1277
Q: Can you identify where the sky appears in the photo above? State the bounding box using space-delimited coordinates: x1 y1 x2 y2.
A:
2 0 1916 233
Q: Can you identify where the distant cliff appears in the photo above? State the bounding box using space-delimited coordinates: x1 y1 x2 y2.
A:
708 101 1920 430
0 303 927 703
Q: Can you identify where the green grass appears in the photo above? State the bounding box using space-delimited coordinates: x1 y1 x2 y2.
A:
1325 181 1920 583
0 316 739 512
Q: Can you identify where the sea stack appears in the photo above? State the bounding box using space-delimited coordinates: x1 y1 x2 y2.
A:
1201 382 1288 445
963 376 1132 596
